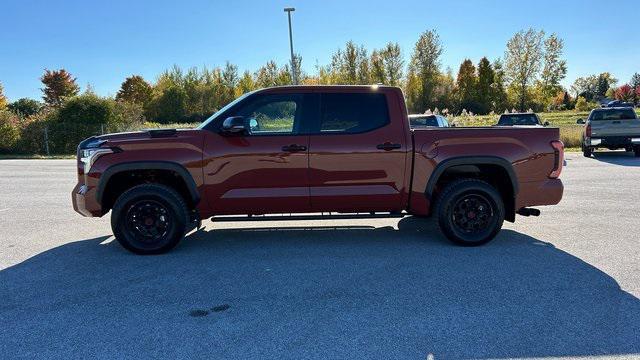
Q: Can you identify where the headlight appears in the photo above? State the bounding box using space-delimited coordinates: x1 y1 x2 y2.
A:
80 148 114 173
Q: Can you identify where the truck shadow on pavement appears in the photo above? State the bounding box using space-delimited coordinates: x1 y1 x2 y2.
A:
1 216 639 359
591 151 640 166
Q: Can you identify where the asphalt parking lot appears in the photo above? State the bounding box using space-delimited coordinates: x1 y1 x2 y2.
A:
0 153 639 359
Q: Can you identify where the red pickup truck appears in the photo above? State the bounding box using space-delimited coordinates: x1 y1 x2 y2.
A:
73 85 564 254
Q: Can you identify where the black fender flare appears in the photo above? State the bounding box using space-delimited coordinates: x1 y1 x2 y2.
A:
424 156 518 200
96 161 200 205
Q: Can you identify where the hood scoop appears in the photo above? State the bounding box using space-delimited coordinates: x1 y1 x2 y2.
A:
147 129 178 138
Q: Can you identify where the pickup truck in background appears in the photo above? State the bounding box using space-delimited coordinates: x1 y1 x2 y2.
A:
409 114 450 128
73 86 564 254
577 107 640 157
496 113 549 127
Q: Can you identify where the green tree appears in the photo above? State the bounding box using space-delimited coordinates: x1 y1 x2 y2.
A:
381 42 403 86
406 30 443 112
255 61 280 88
236 70 257 96
540 33 567 100
147 86 187 123
476 57 495 114
329 41 370 85
596 72 617 99
454 59 478 113
370 49 386 84
491 59 509 112
116 75 152 106
8 98 43 117
40 69 80 107
504 29 545 111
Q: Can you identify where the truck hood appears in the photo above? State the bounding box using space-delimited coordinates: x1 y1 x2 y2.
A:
78 128 206 152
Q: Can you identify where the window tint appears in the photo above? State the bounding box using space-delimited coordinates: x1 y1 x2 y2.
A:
590 109 637 121
237 95 301 135
319 93 390 133
410 115 439 127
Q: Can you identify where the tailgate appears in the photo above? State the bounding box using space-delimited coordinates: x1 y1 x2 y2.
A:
591 119 640 137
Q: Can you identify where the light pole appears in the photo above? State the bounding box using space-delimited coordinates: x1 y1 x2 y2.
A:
284 7 297 85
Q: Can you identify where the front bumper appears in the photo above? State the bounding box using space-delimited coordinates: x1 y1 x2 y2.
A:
72 183 103 217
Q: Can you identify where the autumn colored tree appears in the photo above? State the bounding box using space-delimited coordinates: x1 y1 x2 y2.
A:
40 69 80 107
0 81 7 109
614 84 633 102
116 75 152 106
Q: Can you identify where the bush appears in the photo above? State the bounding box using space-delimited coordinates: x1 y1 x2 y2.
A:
0 111 20 153
575 96 597 112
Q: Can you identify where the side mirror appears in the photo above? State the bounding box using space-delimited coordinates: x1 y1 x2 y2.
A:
222 116 247 134
543 121 550 126
576 119 585 125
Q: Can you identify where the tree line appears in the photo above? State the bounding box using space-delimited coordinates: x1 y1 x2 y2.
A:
2 27 640 153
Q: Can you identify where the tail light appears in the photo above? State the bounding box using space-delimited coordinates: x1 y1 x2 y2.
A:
586 124 592 137
549 140 564 179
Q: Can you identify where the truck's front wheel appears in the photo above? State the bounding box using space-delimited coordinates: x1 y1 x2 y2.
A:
436 179 504 246
111 184 190 254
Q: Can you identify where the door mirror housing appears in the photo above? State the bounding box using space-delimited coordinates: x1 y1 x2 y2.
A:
576 119 585 125
222 116 247 134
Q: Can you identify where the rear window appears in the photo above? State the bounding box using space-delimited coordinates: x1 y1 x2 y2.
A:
410 115 439 127
590 109 637 121
497 114 539 126
319 93 390 133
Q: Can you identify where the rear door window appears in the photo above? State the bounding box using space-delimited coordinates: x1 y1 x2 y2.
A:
317 93 390 134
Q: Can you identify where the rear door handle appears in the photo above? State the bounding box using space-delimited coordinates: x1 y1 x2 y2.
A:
282 144 307 152
376 142 401 151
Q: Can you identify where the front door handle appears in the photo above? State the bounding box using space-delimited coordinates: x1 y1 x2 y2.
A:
282 144 307 152
376 142 401 151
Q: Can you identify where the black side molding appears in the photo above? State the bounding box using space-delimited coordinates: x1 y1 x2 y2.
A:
96 161 200 205
424 156 518 200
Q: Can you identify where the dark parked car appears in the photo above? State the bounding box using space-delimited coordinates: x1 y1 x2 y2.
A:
605 100 634 108
409 114 449 128
496 113 548 127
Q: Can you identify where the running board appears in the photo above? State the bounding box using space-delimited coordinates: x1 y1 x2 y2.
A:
211 212 407 222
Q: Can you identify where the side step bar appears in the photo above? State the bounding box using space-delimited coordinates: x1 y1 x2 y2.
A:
211 212 407 222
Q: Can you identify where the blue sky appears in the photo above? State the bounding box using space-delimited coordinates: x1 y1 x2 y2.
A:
1 0 638 101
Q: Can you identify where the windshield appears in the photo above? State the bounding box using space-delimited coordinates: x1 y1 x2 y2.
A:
197 90 257 129
497 114 539 126
590 109 637 121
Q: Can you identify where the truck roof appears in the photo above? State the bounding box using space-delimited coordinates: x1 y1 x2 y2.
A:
254 85 401 93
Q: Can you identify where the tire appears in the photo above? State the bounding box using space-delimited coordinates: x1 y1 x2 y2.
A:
435 179 505 246
583 146 592 157
635 146 640 158
111 184 190 254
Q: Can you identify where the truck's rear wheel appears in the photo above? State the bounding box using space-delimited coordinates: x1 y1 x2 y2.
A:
634 146 640 157
436 179 504 246
111 184 190 254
